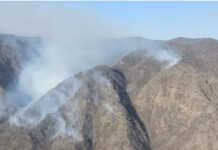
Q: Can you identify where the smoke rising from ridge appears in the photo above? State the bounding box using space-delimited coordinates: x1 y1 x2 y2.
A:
0 3 181 130
0 3 132 100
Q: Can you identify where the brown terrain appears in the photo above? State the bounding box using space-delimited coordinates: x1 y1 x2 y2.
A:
0 34 218 150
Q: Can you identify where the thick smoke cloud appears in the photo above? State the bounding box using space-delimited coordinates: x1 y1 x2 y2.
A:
0 3 131 100
0 3 181 133
0 3 180 101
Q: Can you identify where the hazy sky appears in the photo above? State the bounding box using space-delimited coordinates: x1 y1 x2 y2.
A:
72 2 218 40
1 2 218 40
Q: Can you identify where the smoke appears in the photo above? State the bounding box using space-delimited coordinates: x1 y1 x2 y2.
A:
0 3 180 102
141 40 181 68
0 3 131 101
9 76 81 127
9 76 83 141
8 72 117 141
0 3 181 138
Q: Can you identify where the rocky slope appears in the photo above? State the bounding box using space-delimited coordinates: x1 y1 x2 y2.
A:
166 37 218 75
0 35 218 150
134 62 218 150
1 66 151 150
113 49 163 99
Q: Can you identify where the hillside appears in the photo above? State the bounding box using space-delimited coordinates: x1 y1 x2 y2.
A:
0 34 41 89
0 34 42 123
0 35 218 150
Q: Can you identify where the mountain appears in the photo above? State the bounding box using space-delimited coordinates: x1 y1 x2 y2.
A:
0 34 41 90
113 49 163 99
0 34 42 122
0 35 218 150
1 65 151 150
134 62 218 149
166 37 218 75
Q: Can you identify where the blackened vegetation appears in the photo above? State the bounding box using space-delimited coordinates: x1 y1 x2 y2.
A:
77 107 94 150
79 65 152 149
75 77 95 150
29 130 50 150
104 68 152 150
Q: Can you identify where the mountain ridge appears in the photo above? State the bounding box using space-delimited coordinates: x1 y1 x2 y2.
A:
0 34 218 149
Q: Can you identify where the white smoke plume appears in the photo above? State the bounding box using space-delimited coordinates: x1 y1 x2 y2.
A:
0 3 180 101
0 3 181 138
141 40 181 68
0 3 131 101
9 76 81 126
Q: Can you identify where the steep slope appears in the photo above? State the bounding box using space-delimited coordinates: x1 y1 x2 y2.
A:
166 37 218 75
1 36 218 150
3 65 151 150
113 49 164 99
134 62 218 150
113 37 218 150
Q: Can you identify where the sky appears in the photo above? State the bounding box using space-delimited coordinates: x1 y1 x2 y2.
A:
1 2 218 40
71 2 218 40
